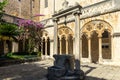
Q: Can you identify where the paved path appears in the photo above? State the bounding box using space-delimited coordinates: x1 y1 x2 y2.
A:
0 59 53 80
0 59 120 80
81 63 120 80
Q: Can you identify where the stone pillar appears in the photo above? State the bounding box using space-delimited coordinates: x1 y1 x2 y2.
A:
12 42 14 52
73 36 75 55
73 11 81 70
88 37 91 62
111 35 114 60
80 38 82 61
53 18 59 55
66 36 68 54
59 37 62 55
98 36 102 63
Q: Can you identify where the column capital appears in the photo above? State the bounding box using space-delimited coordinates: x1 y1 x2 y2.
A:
59 36 62 40
86 34 91 40
65 36 68 40
98 35 102 38
73 10 81 16
52 18 59 22
45 39 47 42
97 33 102 38
87 36 91 40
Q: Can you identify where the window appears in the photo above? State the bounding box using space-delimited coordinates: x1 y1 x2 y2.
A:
45 0 48 8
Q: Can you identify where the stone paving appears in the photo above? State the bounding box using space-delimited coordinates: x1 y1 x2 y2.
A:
0 59 120 80
81 63 120 80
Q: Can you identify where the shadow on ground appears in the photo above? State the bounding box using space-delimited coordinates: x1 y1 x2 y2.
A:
81 65 106 80
85 76 106 80
81 65 96 75
0 62 48 80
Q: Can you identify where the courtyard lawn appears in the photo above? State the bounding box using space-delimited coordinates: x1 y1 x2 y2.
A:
0 52 41 67
5 54 39 60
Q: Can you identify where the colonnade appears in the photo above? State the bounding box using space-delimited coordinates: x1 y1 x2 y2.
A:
58 35 73 55
41 37 50 56
82 23 112 63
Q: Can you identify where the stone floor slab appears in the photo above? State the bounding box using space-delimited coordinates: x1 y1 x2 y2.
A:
0 59 120 80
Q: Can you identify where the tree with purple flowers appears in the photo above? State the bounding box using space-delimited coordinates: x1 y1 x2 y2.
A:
17 19 44 54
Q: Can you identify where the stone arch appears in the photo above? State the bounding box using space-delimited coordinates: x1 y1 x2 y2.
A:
58 26 74 37
61 35 66 54
81 20 113 37
58 26 74 54
91 31 99 63
102 30 111 59
41 30 51 56
82 34 88 58
81 20 113 63
68 34 73 54
41 29 49 38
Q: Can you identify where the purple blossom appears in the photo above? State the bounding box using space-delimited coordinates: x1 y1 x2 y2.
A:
17 19 44 29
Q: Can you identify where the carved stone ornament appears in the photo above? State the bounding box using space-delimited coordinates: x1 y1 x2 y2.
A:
62 0 69 9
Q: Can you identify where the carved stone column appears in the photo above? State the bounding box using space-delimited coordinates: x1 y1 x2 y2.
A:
73 11 81 70
66 36 68 54
53 18 59 55
73 36 75 55
88 37 91 62
111 35 114 60
80 37 82 61
98 36 102 63
59 37 62 55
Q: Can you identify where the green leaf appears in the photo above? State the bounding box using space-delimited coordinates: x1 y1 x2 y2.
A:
0 22 21 41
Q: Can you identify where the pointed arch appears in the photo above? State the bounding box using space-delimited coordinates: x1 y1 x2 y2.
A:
58 26 74 37
57 26 74 55
41 29 49 38
81 20 113 37
81 20 113 63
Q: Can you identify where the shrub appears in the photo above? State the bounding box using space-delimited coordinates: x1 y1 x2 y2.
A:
13 52 29 55
37 52 41 57
30 52 37 55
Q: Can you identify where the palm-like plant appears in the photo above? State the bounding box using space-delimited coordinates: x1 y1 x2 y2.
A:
0 22 21 53
0 23 20 41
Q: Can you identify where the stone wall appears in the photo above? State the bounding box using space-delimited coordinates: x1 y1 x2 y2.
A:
4 0 40 21
40 0 105 21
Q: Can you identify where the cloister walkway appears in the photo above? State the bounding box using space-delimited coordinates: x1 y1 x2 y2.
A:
0 59 120 80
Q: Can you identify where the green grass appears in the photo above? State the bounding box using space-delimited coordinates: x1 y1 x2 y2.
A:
6 54 38 60
3 52 39 60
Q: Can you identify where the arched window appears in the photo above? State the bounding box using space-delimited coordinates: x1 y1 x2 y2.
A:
102 30 111 59
45 0 48 8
